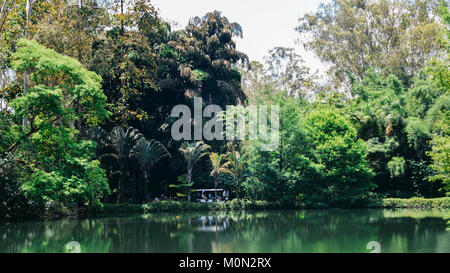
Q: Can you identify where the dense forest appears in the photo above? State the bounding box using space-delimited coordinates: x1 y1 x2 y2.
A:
0 0 448 218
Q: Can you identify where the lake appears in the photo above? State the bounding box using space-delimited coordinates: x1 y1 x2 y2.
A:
0 209 449 253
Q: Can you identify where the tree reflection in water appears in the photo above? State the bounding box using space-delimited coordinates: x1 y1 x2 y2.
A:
0 209 449 253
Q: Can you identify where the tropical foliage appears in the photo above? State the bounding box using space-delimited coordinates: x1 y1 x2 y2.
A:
208 152 229 199
0 0 449 218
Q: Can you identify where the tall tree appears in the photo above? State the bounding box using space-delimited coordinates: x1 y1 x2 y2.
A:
179 141 210 200
109 126 143 203
0 0 16 34
167 10 249 107
426 1 450 195
34 0 110 66
130 138 170 202
304 108 375 206
296 0 445 86
345 69 439 196
241 48 317 99
89 0 165 129
427 103 449 194
4 39 110 209
224 151 247 200
244 91 310 203
264 47 316 97
209 152 228 200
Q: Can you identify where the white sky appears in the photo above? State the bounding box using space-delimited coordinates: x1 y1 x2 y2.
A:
151 0 330 75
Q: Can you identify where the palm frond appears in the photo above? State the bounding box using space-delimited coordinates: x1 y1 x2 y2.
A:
179 141 211 170
131 138 170 170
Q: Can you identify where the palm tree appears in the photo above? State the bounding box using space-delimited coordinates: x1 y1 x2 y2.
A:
179 141 210 201
224 151 247 200
109 126 143 203
130 138 170 203
209 152 229 201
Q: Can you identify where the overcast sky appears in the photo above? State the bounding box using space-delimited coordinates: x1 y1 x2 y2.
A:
151 0 330 74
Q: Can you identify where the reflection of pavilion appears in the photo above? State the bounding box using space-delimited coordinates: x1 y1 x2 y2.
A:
196 216 230 232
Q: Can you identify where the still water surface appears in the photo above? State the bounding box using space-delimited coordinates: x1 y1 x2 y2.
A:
0 209 449 253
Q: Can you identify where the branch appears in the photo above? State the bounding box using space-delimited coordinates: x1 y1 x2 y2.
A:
6 127 36 153
0 0 16 34
6 117 37 153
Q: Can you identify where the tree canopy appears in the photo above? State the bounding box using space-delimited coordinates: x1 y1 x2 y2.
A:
0 0 449 218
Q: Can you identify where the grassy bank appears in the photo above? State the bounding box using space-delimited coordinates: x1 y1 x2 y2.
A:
368 197 450 209
445 212 450 231
5 197 449 220
94 197 450 216
142 199 295 212
94 200 296 215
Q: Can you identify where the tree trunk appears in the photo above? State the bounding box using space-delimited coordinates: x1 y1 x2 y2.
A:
187 167 192 183
120 0 124 35
186 167 193 201
140 169 147 203
0 0 16 35
214 175 217 201
116 180 122 204
136 172 141 203
76 100 82 132
117 161 125 204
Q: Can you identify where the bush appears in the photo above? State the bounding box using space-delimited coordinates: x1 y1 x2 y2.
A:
140 200 300 213
0 153 43 219
368 197 450 209
93 203 146 214
444 212 450 231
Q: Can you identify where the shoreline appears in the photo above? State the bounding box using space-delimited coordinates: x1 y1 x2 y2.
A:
96 197 450 215
2 197 449 222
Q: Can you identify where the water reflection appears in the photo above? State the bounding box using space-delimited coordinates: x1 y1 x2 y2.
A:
196 216 230 232
0 209 448 253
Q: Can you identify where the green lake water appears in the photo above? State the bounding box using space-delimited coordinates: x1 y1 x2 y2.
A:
1 209 449 253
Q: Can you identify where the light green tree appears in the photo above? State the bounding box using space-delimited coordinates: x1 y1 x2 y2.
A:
224 151 248 200
304 108 375 206
6 39 110 209
209 152 229 200
179 141 210 200
427 99 450 195
297 0 445 84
